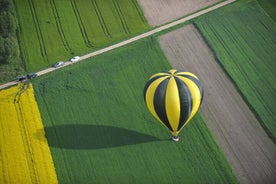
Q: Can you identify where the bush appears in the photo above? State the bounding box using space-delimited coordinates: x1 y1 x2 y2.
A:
0 36 19 64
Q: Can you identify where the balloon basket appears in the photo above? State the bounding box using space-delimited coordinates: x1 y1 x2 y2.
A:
172 136 179 142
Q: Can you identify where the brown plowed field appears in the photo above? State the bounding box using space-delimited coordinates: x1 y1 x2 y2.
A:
137 0 220 26
158 25 276 184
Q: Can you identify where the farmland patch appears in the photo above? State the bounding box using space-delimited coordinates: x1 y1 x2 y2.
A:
0 84 57 183
137 0 221 26
14 0 150 72
158 24 276 183
194 0 276 142
33 37 237 183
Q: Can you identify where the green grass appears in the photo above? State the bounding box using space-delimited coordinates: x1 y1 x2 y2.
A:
257 0 276 21
194 0 276 142
14 0 150 72
33 37 238 183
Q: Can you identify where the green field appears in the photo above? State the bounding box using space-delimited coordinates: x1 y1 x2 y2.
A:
33 37 238 183
257 0 276 21
14 0 150 72
194 0 276 142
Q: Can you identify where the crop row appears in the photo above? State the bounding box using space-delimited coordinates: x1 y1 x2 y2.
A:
194 0 276 142
14 0 150 72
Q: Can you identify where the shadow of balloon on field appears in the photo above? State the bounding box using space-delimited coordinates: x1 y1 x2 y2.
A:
42 124 160 150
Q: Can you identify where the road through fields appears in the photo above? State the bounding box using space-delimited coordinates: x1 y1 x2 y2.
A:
0 0 236 90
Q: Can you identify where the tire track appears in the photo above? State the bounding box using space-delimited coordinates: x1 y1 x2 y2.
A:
112 0 130 34
0 0 236 91
131 0 148 25
70 0 93 47
37 85 74 182
14 83 39 184
49 0 71 52
27 0 47 58
91 0 111 38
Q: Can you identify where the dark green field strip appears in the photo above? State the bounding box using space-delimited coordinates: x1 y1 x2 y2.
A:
194 0 276 142
33 37 238 183
257 0 276 21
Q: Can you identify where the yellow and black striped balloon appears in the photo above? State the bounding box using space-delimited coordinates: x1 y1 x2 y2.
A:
143 69 203 138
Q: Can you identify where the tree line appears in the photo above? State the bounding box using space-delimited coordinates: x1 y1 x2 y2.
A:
0 0 20 65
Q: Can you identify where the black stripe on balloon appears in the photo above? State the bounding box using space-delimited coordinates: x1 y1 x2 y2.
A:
162 70 172 75
175 77 192 131
143 74 168 101
153 78 173 131
176 74 204 104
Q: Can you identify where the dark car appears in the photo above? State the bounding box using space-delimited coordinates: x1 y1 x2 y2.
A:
17 75 27 82
27 73 37 79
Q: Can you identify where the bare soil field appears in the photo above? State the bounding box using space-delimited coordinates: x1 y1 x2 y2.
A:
137 0 220 26
158 25 276 184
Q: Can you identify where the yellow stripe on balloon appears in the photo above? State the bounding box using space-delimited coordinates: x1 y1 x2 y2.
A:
175 71 199 79
169 69 177 75
149 72 170 79
165 77 180 132
146 76 169 124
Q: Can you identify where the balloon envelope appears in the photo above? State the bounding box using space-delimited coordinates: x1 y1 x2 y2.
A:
143 69 203 137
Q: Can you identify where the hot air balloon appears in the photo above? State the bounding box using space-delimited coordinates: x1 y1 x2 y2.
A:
143 69 203 141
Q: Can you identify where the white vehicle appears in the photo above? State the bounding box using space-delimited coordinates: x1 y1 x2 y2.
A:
52 61 64 68
70 56 80 62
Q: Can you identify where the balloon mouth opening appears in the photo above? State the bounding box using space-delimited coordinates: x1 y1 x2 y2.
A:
172 136 179 142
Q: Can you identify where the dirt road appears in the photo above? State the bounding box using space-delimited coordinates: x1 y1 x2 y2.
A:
158 25 276 184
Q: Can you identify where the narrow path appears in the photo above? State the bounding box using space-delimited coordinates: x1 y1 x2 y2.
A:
0 0 236 90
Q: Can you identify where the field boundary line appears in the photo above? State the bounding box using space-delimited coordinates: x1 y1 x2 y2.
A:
131 0 148 25
0 0 236 90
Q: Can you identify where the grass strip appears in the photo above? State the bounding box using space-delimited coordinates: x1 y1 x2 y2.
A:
194 0 276 142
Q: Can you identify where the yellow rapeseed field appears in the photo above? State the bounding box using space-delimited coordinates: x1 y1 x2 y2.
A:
0 83 58 184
